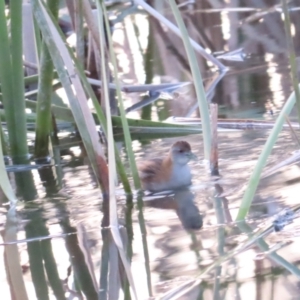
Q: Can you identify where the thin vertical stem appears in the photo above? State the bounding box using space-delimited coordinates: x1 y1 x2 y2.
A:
0 0 28 160
34 0 60 159
10 0 28 160
281 0 300 123
168 0 212 159
102 3 141 189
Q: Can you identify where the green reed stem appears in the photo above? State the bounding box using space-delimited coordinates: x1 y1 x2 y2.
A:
102 2 141 190
236 88 298 220
33 0 109 193
10 0 28 160
281 0 300 124
33 15 42 58
0 0 28 161
168 0 211 159
35 0 132 193
97 2 137 298
238 221 300 278
34 0 59 159
0 121 8 156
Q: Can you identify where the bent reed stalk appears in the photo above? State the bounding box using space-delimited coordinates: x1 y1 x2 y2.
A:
236 87 298 220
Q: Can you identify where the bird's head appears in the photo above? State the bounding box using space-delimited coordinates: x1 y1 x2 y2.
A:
170 141 196 165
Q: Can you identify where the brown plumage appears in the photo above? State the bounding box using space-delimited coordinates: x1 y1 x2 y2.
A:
138 141 195 192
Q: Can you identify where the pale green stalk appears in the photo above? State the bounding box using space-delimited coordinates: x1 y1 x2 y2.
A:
236 88 298 220
168 0 211 159
96 1 138 298
238 221 300 278
101 2 141 189
101 5 152 296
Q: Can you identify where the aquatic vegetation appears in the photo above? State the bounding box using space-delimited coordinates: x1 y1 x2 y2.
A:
0 0 300 299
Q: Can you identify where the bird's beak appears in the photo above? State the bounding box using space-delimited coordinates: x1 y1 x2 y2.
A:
187 152 197 160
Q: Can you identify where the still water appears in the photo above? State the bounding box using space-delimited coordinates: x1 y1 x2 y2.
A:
1 129 300 299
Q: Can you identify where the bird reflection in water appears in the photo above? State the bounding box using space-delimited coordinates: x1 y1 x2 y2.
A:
145 188 203 230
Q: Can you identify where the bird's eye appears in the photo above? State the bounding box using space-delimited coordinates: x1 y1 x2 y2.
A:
179 149 183 153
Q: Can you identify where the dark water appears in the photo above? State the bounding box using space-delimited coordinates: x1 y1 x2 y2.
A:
2 1 300 299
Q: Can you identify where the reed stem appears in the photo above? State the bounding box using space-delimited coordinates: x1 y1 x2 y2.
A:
168 0 211 159
0 0 28 161
236 88 298 220
34 0 59 159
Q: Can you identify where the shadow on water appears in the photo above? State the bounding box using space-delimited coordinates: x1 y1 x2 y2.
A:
2 0 300 299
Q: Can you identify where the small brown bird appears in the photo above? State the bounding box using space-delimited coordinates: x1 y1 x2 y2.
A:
138 141 196 192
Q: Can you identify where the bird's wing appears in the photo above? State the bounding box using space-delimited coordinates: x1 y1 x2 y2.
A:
138 158 163 179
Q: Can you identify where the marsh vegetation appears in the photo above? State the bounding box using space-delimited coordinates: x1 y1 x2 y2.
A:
1 0 300 299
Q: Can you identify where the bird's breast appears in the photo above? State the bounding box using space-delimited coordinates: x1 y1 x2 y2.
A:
169 164 192 187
